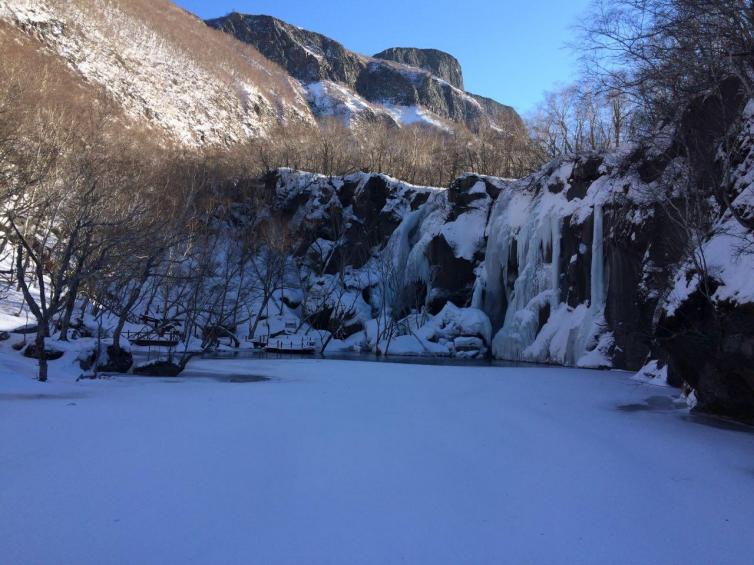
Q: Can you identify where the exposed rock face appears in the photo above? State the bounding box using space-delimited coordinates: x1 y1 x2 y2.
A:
659 295 754 422
373 47 464 90
206 13 363 85
206 13 524 134
267 80 754 421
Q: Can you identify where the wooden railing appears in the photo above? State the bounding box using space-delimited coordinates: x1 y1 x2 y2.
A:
125 330 181 347
247 334 317 351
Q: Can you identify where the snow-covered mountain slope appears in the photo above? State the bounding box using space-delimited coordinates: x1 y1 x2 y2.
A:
0 0 315 145
206 13 524 135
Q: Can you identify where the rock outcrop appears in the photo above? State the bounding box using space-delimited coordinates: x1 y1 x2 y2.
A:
207 13 524 134
207 13 363 86
373 47 464 90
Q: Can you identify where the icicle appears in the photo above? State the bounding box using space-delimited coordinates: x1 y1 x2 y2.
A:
480 190 514 329
471 272 484 310
590 204 605 310
491 203 555 361
550 214 561 310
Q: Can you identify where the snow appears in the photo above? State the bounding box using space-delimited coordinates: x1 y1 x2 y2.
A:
305 81 374 126
381 103 449 130
695 220 754 306
1 357 754 564
633 360 670 385
303 82 450 131
439 182 489 260
666 199 754 316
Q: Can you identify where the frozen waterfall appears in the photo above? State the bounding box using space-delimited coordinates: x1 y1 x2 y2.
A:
590 203 605 310
487 191 609 366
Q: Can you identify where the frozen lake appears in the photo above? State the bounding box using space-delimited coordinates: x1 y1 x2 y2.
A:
1 358 753 564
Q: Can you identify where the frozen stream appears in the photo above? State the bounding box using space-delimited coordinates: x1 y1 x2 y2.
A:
1 358 753 564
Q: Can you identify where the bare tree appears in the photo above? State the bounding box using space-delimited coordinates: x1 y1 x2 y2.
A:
579 0 754 127
247 218 292 340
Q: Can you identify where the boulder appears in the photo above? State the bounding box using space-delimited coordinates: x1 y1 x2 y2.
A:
12 324 38 335
97 346 134 373
133 361 183 377
23 343 64 361
453 336 485 351
659 293 754 422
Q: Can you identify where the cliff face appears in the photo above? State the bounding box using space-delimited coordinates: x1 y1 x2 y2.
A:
206 13 524 134
206 13 363 86
373 47 464 90
266 79 754 421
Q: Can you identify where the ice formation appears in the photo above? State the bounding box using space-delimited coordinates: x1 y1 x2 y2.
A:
481 186 609 366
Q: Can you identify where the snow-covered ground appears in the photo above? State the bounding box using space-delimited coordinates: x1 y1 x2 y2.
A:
1 358 753 564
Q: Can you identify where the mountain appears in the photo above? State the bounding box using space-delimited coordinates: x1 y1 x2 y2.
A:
206 13 524 134
0 0 314 146
373 47 464 90
0 1 525 149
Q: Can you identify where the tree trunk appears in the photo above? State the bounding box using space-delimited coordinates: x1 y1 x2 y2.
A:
112 260 155 354
112 314 128 355
248 292 272 342
58 285 78 341
36 327 48 382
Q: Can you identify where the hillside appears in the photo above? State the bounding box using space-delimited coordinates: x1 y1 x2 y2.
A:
0 0 315 145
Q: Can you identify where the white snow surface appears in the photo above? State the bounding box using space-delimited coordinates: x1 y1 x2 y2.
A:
305 81 377 126
633 360 670 385
303 81 451 131
666 217 754 315
380 102 450 130
2 357 754 564
440 183 488 260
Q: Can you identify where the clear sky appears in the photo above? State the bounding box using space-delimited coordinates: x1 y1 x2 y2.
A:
174 0 592 115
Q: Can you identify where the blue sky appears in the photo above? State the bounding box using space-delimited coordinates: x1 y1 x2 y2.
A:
175 0 591 115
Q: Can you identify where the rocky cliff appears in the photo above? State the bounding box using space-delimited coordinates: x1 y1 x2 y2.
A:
206 13 523 134
265 79 754 422
373 47 464 90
